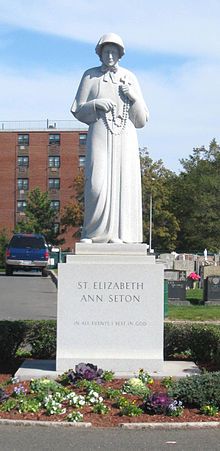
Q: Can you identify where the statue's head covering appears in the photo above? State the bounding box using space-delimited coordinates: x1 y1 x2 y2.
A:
95 33 125 58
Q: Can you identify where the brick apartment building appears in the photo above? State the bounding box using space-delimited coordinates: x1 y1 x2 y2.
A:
0 119 87 250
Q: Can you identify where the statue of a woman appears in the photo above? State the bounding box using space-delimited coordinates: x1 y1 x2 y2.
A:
71 33 149 243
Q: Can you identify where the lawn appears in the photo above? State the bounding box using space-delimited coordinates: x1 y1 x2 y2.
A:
166 288 220 321
167 305 220 321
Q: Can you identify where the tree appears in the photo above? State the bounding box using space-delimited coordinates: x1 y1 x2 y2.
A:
171 139 220 252
60 171 84 238
15 187 61 244
0 228 9 268
141 149 179 252
61 154 179 251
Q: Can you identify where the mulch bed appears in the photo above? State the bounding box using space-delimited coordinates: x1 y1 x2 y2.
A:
0 360 220 427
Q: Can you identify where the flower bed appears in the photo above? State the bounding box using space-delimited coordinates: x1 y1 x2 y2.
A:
0 363 220 427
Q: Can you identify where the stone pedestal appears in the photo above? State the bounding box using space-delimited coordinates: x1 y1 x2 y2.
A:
56 244 164 375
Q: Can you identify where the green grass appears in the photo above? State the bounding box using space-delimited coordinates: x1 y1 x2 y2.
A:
167 287 220 320
167 305 220 321
186 288 203 302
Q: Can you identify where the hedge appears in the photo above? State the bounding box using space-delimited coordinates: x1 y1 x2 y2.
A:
0 320 56 361
0 321 220 368
164 322 220 366
168 371 220 407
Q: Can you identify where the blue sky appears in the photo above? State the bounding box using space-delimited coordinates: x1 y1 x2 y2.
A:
0 0 220 172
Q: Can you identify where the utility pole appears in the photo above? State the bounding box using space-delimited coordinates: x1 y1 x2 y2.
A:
149 192 153 253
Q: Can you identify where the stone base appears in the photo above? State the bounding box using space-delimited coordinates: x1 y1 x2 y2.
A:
57 358 163 375
75 243 149 255
15 359 200 381
57 246 164 374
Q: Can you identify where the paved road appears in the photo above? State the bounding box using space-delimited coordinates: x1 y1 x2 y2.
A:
0 272 57 320
0 425 220 451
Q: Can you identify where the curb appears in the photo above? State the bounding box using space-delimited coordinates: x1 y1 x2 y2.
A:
49 270 58 287
0 419 91 428
119 421 220 430
0 419 219 429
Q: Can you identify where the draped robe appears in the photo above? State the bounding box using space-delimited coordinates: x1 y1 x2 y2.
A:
71 65 149 243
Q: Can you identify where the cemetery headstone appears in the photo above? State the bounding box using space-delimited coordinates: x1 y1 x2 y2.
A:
168 280 186 305
204 276 220 304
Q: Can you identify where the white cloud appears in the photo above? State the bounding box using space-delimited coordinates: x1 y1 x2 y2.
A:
0 1 219 172
0 0 220 58
137 59 220 170
0 67 79 120
0 57 219 172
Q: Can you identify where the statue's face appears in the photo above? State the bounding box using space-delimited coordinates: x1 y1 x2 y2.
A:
101 44 120 67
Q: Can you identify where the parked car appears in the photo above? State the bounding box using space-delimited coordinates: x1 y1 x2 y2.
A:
5 233 49 276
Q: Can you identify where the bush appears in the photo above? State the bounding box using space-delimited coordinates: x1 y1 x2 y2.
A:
0 320 219 367
168 372 220 407
0 321 29 360
164 323 220 368
0 228 9 268
186 289 203 305
164 323 192 358
0 320 56 361
27 321 56 359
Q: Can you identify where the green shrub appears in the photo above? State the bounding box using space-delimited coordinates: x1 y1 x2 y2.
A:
164 323 220 368
27 321 56 359
168 372 220 407
190 324 220 364
0 228 9 268
0 320 56 361
0 321 29 360
164 323 192 358
0 320 219 367
186 288 203 303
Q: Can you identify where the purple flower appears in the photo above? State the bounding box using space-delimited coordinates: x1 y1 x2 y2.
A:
13 384 27 396
68 363 103 385
144 392 174 415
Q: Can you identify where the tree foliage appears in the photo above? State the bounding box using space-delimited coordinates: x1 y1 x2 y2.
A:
171 139 220 252
0 228 9 267
61 152 179 251
140 149 179 251
60 171 84 238
15 187 60 244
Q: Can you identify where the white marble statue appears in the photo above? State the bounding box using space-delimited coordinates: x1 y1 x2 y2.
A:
71 33 149 243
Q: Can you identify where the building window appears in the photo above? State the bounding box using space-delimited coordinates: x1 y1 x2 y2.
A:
49 178 60 190
79 133 87 146
18 134 29 145
18 156 29 167
79 155 85 167
49 156 60 168
50 200 60 211
49 134 60 145
17 178 29 190
53 223 60 234
17 201 27 212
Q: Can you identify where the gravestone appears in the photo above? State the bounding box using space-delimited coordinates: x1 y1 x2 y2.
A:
56 244 164 374
168 280 186 304
164 269 186 281
204 276 220 304
158 253 175 270
174 259 194 275
203 265 220 280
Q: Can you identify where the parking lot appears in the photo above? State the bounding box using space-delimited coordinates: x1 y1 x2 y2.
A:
0 271 57 320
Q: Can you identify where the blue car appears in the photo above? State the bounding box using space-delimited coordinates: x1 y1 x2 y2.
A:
5 233 49 276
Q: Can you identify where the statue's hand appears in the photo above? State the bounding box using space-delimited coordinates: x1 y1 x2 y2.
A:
95 98 116 112
120 84 136 102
